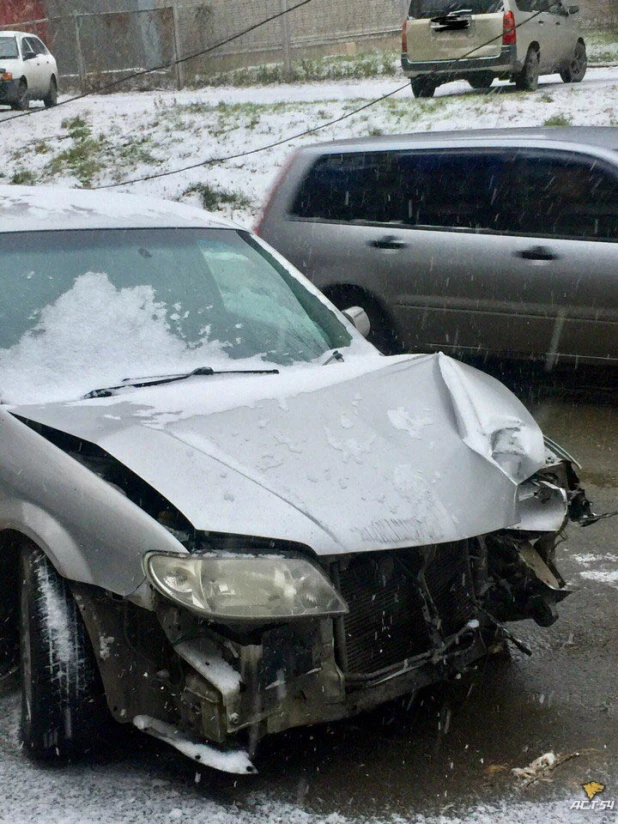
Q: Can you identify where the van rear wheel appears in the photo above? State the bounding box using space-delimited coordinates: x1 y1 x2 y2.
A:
411 77 437 98
560 41 587 83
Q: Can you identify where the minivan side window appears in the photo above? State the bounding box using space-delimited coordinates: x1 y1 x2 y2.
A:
291 150 513 232
508 151 618 241
292 149 618 242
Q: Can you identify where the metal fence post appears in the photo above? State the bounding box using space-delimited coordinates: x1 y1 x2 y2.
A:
280 0 292 81
73 13 87 93
171 3 185 90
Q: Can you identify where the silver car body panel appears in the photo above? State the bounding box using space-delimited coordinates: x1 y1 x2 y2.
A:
3 351 562 596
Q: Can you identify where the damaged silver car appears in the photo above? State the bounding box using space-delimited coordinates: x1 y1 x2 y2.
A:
0 186 594 774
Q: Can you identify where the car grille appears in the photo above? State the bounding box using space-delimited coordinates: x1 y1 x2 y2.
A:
334 541 476 676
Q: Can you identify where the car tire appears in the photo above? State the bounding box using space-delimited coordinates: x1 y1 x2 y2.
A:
411 77 437 98
514 47 540 91
11 79 29 111
19 542 109 762
468 72 494 90
43 76 58 108
560 40 587 83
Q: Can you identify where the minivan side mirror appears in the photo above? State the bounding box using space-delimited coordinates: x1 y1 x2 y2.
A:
342 306 371 338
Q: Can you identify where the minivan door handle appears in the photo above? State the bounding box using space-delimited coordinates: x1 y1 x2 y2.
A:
515 245 559 261
369 235 408 250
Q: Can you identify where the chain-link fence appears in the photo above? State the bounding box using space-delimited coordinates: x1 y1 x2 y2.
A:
1 0 612 92
0 1 402 91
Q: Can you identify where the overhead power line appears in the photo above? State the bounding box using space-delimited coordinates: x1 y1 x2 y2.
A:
94 4 561 189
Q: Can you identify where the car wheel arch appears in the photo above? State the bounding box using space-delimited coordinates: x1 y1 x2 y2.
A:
0 503 91 584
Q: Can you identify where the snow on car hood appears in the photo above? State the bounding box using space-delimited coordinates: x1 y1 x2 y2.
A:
12 353 547 555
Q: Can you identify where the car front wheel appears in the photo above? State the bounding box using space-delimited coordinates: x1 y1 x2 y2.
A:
514 47 539 91
43 76 58 108
20 542 109 761
560 41 587 83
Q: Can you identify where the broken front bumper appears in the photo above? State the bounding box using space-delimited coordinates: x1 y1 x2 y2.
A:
92 529 566 772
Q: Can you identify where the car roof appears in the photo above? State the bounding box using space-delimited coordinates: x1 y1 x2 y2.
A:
306 127 618 154
0 185 236 233
0 31 32 38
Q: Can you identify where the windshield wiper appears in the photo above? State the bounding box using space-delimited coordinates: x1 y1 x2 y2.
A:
83 366 279 399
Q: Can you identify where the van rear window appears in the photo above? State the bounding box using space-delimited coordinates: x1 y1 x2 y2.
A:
408 0 503 17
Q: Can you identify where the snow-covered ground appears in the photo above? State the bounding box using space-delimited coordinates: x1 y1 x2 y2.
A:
0 687 606 824
1 66 618 228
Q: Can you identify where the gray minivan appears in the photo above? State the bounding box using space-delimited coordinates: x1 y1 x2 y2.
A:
257 127 618 367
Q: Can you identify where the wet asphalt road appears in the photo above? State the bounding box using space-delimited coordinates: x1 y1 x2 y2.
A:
1 364 617 820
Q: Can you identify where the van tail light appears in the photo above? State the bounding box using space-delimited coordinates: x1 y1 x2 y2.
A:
1 72 13 81
254 149 299 235
502 11 516 45
402 19 408 53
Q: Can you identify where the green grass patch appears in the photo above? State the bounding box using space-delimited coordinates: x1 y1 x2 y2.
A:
10 169 36 185
182 182 252 212
543 113 572 126
585 29 618 63
196 50 399 88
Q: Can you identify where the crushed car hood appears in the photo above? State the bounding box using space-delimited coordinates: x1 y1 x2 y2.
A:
11 353 548 555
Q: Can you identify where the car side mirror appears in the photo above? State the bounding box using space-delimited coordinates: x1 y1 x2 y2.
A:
342 306 371 338
568 3 579 11
23 52 36 60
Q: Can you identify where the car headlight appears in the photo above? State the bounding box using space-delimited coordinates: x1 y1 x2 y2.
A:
145 552 348 621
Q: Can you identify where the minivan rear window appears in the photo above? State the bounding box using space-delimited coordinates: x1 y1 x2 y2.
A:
408 0 503 18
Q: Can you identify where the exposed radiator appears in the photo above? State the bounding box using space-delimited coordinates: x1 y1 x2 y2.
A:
335 541 476 675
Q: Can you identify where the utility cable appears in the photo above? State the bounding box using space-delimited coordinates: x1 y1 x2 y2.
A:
94 3 562 188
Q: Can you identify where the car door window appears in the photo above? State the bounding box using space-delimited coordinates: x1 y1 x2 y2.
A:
508 151 618 240
21 38 37 59
30 37 48 55
291 152 405 224
291 150 513 231
396 150 512 231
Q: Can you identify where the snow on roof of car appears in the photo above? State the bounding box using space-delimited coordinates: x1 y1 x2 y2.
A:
0 185 235 233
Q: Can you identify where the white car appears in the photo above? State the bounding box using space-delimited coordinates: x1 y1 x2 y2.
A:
0 31 58 110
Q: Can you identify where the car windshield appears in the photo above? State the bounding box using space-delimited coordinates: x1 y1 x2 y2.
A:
408 0 503 16
0 37 19 59
0 227 352 405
